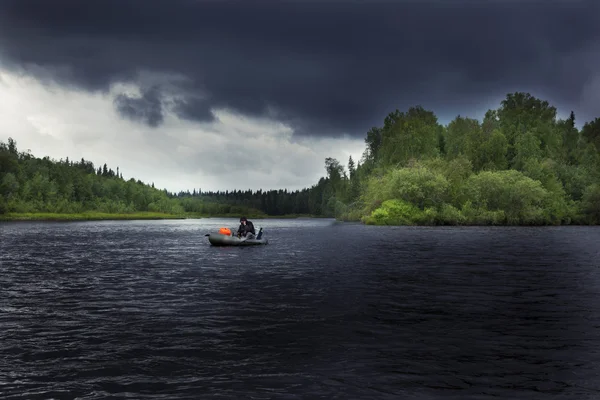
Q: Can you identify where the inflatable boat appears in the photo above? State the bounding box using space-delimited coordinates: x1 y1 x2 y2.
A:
206 227 268 246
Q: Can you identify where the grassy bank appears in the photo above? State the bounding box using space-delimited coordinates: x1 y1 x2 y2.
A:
0 211 186 221
183 212 326 219
0 211 328 222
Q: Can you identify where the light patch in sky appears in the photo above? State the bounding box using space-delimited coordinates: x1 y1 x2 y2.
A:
0 69 365 193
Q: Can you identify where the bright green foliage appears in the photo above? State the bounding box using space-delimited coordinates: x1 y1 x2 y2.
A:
363 199 426 225
363 165 449 211
330 91 599 225
460 170 548 224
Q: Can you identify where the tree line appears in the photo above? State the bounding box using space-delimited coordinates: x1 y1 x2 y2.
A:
336 92 600 225
1 91 599 224
0 138 328 217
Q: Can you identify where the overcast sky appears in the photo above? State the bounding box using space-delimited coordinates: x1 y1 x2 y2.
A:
1 0 599 193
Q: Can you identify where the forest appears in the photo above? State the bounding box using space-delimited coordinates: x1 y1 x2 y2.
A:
1 92 599 225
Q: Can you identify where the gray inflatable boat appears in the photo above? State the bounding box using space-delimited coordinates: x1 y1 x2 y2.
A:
206 227 268 246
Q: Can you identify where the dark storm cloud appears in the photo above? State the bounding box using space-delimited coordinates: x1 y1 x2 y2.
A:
113 85 164 127
0 0 599 136
171 96 216 124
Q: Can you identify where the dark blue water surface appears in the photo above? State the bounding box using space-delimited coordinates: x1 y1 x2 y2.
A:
1 218 600 399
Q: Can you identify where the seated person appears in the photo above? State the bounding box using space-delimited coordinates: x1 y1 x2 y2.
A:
237 216 256 238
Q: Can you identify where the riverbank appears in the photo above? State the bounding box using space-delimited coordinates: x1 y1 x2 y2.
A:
0 212 327 222
2 211 594 225
183 213 326 219
0 212 186 221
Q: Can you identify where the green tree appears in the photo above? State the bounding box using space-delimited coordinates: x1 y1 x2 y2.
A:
580 184 600 224
379 106 442 167
497 92 558 166
581 117 600 151
445 115 480 160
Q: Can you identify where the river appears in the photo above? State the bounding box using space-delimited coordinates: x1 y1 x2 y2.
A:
1 218 599 399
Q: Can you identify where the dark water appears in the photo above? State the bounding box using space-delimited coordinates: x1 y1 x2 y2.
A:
1 218 600 399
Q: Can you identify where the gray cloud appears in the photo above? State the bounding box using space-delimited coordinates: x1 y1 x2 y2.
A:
172 96 216 124
0 0 599 136
114 85 164 127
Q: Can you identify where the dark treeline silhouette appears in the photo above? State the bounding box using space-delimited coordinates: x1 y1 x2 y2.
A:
1 92 599 224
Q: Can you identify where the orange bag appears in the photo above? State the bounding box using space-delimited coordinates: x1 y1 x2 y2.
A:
218 227 231 236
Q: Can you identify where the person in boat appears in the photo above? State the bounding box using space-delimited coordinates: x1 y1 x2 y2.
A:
237 216 256 238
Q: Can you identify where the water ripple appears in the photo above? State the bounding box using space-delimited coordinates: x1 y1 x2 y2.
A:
1 220 600 399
